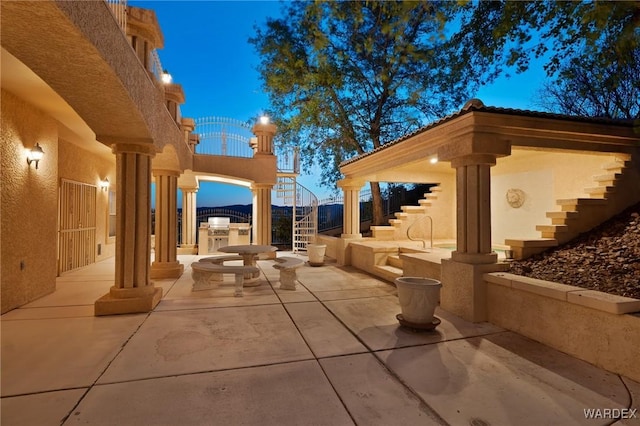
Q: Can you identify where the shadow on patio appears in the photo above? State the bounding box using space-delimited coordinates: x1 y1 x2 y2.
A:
2 254 638 425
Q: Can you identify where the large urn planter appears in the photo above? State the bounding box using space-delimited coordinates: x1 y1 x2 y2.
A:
307 243 327 266
395 277 442 330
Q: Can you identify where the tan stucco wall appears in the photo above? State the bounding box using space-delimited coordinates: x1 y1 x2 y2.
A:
1 90 59 313
491 150 617 244
486 281 640 382
58 139 116 261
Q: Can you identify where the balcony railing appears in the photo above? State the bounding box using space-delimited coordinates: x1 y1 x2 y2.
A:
276 147 300 173
104 0 127 34
195 117 254 158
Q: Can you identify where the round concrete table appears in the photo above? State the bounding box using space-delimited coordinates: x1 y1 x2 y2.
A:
218 245 277 284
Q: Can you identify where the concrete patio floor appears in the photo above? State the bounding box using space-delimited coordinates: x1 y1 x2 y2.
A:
2 254 639 425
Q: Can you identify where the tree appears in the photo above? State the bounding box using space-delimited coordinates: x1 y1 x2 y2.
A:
536 45 640 120
250 1 472 226
448 1 640 109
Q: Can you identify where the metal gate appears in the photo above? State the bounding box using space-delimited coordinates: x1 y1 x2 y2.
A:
58 179 97 274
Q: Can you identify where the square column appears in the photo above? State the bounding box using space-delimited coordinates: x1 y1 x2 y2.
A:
151 169 184 279
338 180 364 238
451 154 498 265
180 186 197 249
95 143 162 316
437 146 510 322
251 183 273 246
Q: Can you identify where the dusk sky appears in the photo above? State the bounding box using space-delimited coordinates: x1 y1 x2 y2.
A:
133 1 548 207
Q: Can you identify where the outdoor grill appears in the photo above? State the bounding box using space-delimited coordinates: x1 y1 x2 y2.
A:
207 217 230 251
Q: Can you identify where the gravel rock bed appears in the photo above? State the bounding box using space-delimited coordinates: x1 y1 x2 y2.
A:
508 202 640 300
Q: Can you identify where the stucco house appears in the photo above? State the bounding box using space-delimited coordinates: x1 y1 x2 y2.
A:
1 1 280 315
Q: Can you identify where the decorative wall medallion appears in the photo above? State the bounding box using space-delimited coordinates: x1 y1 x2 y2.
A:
506 188 525 208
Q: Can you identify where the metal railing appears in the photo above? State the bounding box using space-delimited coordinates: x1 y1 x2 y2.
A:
276 147 300 173
195 117 255 158
407 215 433 250
273 176 318 251
318 189 375 232
104 0 127 34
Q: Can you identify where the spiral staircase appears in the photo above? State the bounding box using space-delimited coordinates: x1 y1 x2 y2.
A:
275 175 318 253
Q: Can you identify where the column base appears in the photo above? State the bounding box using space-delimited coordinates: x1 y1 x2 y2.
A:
94 285 162 316
150 261 184 279
452 251 498 264
440 259 508 323
177 245 197 255
337 234 362 266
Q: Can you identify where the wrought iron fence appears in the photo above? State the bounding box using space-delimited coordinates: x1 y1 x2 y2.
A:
194 117 254 157
317 184 429 233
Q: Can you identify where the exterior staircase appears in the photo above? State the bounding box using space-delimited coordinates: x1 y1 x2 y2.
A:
275 175 318 253
506 155 640 259
370 185 442 242
358 185 443 281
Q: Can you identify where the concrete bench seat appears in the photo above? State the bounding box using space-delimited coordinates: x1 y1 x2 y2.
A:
199 255 245 281
191 262 259 296
273 257 305 290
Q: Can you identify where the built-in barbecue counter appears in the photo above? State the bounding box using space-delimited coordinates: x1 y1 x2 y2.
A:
197 217 251 255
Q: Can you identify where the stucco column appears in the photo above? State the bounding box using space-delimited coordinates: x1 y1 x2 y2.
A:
338 180 364 238
95 142 162 316
180 186 198 248
151 169 184 279
451 154 498 265
251 183 273 246
437 140 511 323
251 120 277 155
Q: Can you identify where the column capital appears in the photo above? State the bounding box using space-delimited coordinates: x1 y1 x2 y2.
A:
251 122 277 137
179 185 198 193
437 137 510 162
251 182 274 190
152 168 181 178
337 179 366 190
180 117 195 132
450 154 498 168
109 141 157 157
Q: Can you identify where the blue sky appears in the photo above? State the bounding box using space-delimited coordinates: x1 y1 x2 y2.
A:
134 1 548 207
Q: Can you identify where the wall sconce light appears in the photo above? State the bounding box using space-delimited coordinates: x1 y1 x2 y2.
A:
429 157 438 164
259 115 270 125
99 178 110 191
161 69 172 84
26 143 44 169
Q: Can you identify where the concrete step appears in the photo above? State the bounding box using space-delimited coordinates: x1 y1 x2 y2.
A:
585 186 615 198
557 198 606 211
504 238 558 260
546 212 579 220
388 219 403 227
373 264 403 283
370 226 396 240
602 160 630 171
593 173 621 185
387 254 403 269
418 200 432 207
395 212 409 219
401 205 427 214
535 224 569 234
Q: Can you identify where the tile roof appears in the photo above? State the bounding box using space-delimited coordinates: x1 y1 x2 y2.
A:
339 99 637 167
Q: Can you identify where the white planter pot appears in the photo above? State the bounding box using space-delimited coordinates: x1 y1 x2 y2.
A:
395 277 442 324
307 244 327 266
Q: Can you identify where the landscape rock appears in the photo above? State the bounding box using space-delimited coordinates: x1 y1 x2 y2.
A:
509 202 640 300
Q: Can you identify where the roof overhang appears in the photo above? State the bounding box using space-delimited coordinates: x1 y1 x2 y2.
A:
340 106 640 184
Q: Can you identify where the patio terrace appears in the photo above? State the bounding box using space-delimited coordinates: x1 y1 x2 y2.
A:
2 255 639 425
